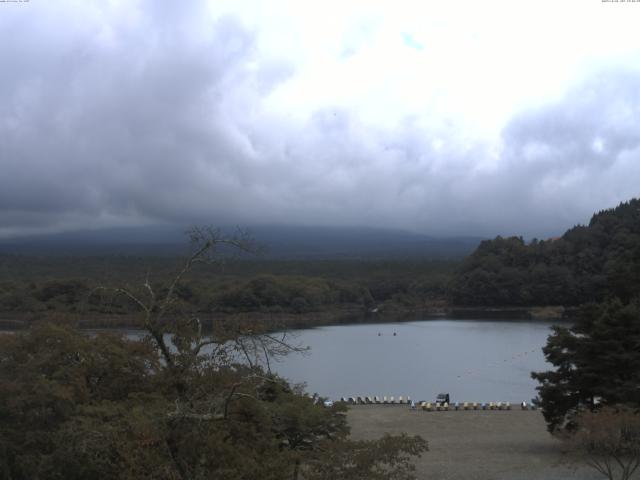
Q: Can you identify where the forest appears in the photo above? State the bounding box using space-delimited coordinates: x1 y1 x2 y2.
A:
1 200 640 479
451 198 640 307
0 229 429 480
0 257 455 328
2 199 639 327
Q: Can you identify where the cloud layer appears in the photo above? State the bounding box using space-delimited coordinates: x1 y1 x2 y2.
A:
1 1 639 238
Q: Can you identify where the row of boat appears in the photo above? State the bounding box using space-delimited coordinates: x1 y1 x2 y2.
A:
341 395 410 404
341 397 538 411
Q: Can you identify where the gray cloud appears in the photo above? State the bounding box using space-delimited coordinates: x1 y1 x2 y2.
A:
0 2 639 238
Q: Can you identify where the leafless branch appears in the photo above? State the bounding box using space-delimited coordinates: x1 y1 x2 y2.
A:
115 287 150 315
262 342 272 374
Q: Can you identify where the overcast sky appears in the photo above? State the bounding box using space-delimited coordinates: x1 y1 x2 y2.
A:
1 0 639 238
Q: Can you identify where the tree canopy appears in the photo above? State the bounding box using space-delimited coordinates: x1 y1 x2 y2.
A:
568 406 640 480
0 228 427 479
531 298 640 433
451 198 640 306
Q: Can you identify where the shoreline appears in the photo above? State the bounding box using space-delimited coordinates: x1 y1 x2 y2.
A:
0 305 570 331
347 405 599 480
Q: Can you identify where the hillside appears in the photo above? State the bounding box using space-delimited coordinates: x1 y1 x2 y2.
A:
0 225 481 260
450 198 640 306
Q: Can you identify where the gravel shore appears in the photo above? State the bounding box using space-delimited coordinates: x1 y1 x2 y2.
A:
347 405 605 480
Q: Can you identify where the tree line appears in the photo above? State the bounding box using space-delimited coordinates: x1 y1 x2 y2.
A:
0 259 454 318
2 200 640 478
442 198 640 478
0 228 427 479
451 198 640 306
524 200 640 479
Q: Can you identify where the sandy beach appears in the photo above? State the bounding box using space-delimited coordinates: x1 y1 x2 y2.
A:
347 405 605 480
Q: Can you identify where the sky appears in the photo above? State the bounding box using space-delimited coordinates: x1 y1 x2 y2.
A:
1 0 639 238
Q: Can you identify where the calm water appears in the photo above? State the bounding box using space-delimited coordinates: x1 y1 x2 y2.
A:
80 318 556 404
270 319 555 404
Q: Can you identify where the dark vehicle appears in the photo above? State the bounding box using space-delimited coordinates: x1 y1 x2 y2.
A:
435 393 450 405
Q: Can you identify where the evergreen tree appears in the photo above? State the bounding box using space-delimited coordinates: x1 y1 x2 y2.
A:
451 198 640 306
532 298 640 432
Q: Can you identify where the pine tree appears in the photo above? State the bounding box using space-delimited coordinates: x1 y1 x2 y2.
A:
532 298 640 432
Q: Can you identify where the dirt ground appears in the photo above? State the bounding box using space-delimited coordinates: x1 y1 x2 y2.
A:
347 405 606 480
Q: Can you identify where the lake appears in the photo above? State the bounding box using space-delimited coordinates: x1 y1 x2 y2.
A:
58 318 557 404
270 319 556 404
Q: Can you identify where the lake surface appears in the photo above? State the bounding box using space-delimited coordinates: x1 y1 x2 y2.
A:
270 319 556 404
52 318 557 404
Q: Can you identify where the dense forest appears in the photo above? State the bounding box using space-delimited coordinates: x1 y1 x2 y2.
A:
0 257 454 325
456 198 640 454
451 198 640 307
0 229 428 479
0 199 638 325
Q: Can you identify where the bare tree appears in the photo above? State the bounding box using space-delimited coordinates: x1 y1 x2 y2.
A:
567 406 640 480
113 226 306 411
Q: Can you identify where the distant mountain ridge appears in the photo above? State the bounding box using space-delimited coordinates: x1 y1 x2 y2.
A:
0 224 483 259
